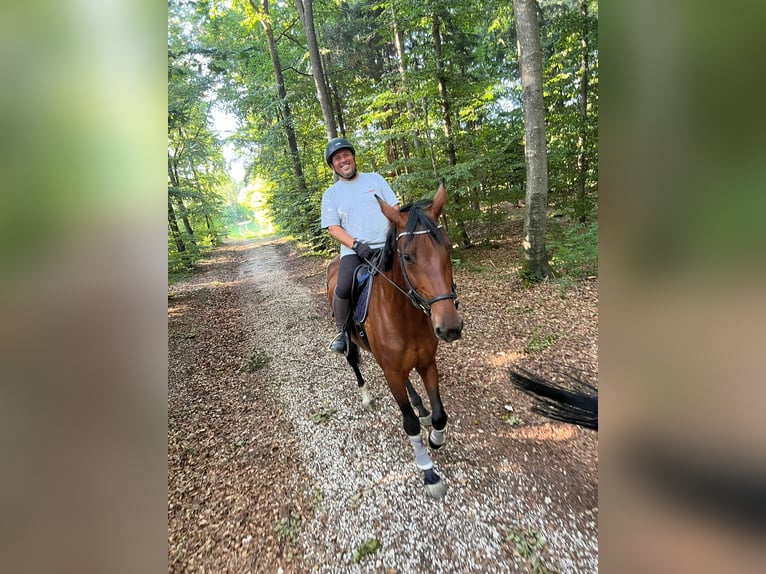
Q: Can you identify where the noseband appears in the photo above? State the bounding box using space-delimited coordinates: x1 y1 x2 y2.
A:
395 229 459 316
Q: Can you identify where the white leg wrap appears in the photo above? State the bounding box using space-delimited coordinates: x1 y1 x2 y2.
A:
409 434 433 470
429 427 446 447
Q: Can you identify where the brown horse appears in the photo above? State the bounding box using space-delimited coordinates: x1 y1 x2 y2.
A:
326 182 463 499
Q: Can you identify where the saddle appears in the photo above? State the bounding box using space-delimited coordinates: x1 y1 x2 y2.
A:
347 250 382 347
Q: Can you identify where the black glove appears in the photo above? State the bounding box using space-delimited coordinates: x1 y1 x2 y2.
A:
352 240 374 261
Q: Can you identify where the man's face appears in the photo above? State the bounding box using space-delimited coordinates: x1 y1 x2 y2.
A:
331 149 356 180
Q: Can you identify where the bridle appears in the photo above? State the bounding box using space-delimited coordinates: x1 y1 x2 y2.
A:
394 229 459 315
362 227 458 316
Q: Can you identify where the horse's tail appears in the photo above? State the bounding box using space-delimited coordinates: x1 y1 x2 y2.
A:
509 367 598 430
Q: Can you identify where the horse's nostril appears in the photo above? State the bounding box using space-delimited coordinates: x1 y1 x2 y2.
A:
435 325 462 342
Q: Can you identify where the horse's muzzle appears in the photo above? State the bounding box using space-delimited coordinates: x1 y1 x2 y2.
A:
434 317 463 343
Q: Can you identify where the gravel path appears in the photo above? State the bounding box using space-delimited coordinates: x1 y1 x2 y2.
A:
169 236 598 573
243 238 596 573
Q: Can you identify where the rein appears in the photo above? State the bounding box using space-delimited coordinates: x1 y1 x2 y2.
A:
363 228 458 316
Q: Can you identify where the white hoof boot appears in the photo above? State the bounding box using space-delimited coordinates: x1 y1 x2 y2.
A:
359 384 372 408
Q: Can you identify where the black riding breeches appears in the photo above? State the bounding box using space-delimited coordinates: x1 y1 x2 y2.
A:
335 253 364 300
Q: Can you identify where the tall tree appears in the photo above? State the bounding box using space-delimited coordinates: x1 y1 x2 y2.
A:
538 0 598 222
178 0 597 260
390 0 422 157
250 0 309 196
575 0 591 223
294 0 337 139
514 0 550 278
168 2 233 271
431 10 456 168
431 7 472 247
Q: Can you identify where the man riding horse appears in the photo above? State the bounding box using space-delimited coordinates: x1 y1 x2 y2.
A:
320 137 400 354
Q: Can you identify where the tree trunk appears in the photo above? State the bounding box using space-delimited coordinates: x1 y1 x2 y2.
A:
294 0 337 140
329 77 346 137
575 0 590 224
167 157 196 249
176 198 196 243
253 0 309 195
514 0 550 278
432 11 470 247
391 1 422 155
168 200 186 254
421 99 438 176
431 13 457 167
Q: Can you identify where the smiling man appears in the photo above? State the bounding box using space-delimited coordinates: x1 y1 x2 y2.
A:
320 137 399 354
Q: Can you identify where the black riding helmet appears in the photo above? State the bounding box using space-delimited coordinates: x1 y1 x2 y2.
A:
324 137 355 166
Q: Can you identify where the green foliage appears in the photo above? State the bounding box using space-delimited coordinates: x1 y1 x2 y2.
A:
169 0 598 260
308 409 338 424
518 265 550 286
274 513 302 542
505 525 550 574
542 0 599 222
548 220 598 278
525 329 557 354
353 538 381 564
168 1 234 273
241 349 271 372
501 414 524 426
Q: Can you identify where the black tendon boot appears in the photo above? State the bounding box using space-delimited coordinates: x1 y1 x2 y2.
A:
329 296 351 354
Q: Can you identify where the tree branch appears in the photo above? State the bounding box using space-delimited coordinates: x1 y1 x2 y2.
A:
274 18 301 43
283 66 313 78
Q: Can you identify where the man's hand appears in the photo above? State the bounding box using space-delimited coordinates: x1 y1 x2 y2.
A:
352 240 374 261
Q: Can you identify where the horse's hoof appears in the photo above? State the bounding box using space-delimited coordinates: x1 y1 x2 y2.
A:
428 428 446 450
419 414 432 428
425 480 448 499
423 468 447 499
428 436 445 450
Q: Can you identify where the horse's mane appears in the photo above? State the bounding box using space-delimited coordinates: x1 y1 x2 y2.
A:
379 198 450 271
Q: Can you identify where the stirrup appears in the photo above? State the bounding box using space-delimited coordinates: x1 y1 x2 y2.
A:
328 331 348 355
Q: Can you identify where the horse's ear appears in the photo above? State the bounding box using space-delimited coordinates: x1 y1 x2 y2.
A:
428 181 446 220
376 194 407 228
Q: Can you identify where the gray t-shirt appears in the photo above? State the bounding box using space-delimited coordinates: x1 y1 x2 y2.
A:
321 172 399 257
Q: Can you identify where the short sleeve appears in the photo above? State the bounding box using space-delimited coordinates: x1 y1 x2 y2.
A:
376 174 399 207
320 188 340 229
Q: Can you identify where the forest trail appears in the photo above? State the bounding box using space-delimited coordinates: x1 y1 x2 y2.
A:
168 236 598 573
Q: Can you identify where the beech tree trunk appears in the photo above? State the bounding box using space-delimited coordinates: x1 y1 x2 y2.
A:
295 0 337 140
514 0 550 278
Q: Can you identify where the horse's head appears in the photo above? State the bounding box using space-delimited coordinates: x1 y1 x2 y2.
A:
376 182 463 343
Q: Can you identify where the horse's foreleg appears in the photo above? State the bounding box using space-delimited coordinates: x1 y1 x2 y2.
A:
388 374 447 499
405 378 431 427
346 343 371 407
418 363 448 451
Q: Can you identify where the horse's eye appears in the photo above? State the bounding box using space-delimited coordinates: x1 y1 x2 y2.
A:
403 253 414 264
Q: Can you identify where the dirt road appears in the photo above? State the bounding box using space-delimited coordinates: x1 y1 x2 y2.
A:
168 236 598 573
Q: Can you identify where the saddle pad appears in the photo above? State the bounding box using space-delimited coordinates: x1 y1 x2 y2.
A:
353 266 373 324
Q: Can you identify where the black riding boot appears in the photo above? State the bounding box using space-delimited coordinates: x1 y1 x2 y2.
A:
329 296 351 354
